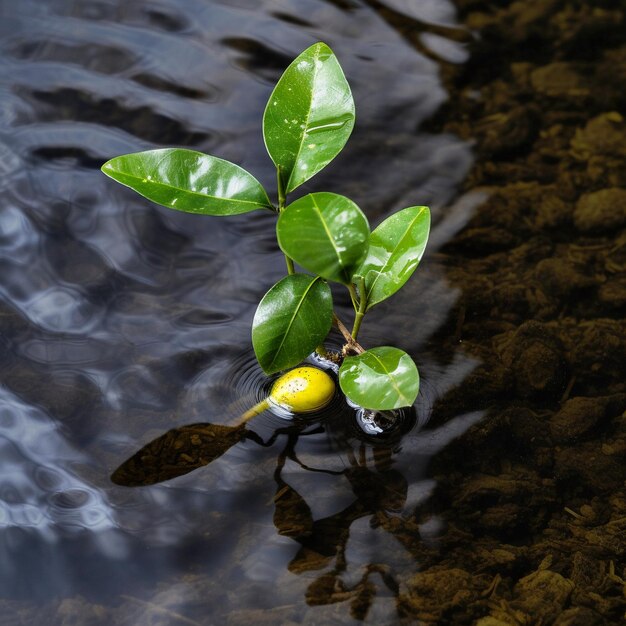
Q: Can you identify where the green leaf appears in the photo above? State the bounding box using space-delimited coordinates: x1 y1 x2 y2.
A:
252 274 333 374
339 346 419 410
263 42 355 193
102 148 272 216
277 192 369 284
355 206 430 310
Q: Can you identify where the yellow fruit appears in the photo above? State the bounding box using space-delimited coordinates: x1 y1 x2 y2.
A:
269 366 335 413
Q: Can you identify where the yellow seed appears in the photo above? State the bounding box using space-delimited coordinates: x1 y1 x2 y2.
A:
269 366 335 413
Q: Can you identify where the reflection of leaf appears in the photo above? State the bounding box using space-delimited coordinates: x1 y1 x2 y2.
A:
306 572 347 606
288 501 367 573
345 467 407 511
273 480 314 538
111 423 247 487
351 579 376 620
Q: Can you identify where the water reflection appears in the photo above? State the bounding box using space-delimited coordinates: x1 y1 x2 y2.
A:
111 422 249 486
0 0 485 621
0 387 114 537
106 387 483 619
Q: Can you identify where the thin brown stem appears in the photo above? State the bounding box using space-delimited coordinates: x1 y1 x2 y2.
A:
333 313 365 355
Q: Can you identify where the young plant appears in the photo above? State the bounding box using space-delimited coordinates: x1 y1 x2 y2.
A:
101 42 430 412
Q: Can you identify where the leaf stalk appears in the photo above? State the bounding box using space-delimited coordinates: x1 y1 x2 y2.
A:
347 282 359 313
277 166 295 275
351 276 367 341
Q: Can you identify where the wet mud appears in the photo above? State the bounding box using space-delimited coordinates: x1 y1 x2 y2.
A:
391 1 626 623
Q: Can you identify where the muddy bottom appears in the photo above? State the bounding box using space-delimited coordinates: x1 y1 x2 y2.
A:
391 1 626 623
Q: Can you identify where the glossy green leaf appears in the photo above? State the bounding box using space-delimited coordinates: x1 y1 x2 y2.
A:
339 346 419 410
355 206 430 310
277 192 369 284
252 274 333 374
102 148 272 215
263 42 355 193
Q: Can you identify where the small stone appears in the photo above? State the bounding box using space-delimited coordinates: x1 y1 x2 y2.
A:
536 195 570 229
513 569 574 619
531 63 591 97
571 113 626 160
495 321 567 402
574 187 626 234
399 567 478 622
534 258 596 297
549 397 606 442
475 106 539 156
557 319 626 384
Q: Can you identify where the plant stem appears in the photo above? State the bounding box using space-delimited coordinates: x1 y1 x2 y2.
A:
352 311 364 340
333 313 365 354
333 313 352 343
347 283 359 313
351 276 367 341
238 398 270 424
276 166 295 274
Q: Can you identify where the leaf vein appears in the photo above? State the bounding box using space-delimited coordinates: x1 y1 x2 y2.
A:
267 277 322 371
368 352 409 404
310 194 345 275
366 207 427 304
110 172 268 208
287 45 320 190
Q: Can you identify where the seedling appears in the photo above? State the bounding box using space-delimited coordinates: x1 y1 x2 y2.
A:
102 42 430 412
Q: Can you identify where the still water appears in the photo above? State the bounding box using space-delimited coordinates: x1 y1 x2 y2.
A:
1 0 624 624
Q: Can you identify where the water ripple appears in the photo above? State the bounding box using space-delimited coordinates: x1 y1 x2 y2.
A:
0 0 481 617
0 388 115 538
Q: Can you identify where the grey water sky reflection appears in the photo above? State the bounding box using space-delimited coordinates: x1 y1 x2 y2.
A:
0 0 490 620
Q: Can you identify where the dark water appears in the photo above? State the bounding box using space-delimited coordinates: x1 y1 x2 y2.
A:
1 0 625 624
